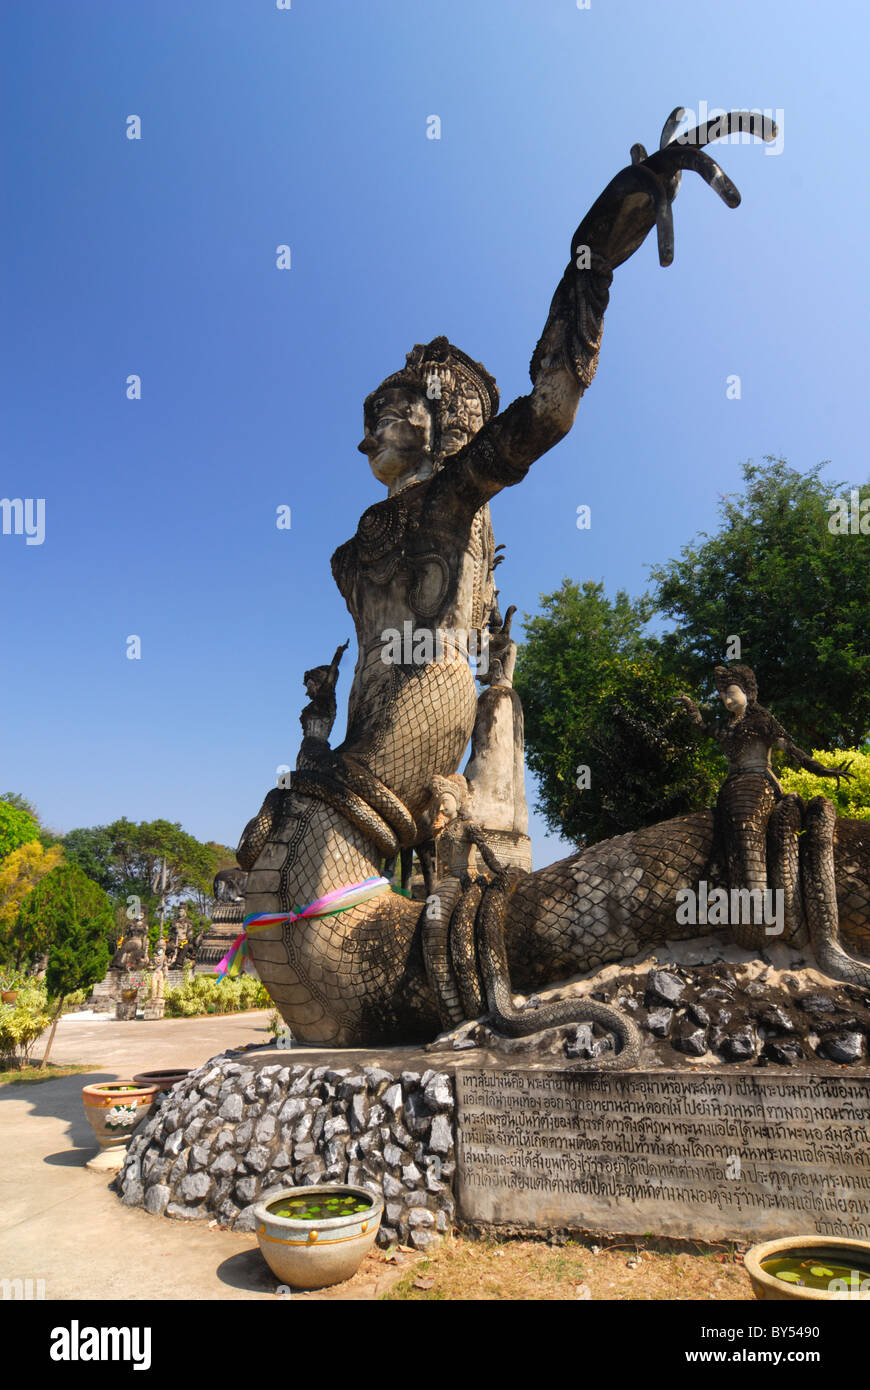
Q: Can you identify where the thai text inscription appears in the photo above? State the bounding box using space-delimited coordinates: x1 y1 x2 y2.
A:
455 1070 870 1240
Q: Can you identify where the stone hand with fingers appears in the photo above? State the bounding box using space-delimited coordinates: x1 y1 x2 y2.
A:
571 107 778 272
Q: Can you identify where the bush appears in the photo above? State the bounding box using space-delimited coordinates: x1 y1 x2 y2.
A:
163 971 271 1018
780 746 870 822
0 981 53 1068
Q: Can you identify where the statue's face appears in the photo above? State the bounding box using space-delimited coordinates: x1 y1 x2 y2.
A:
358 388 433 488
431 792 459 835
722 683 748 717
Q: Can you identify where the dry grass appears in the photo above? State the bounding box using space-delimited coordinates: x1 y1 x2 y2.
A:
0 1062 93 1087
382 1233 754 1301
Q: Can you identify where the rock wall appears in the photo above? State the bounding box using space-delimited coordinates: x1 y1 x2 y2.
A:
117 1059 456 1251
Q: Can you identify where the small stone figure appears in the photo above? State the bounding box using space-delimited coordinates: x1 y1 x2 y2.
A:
297 640 350 769
462 604 531 867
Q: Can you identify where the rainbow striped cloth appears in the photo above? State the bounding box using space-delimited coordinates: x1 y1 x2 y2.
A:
215 875 391 980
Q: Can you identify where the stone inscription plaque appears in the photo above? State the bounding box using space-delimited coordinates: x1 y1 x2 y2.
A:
455 1069 870 1242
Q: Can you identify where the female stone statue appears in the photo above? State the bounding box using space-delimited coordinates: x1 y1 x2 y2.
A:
235 111 835 1050
679 664 854 947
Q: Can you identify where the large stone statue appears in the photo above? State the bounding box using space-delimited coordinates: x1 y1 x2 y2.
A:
233 110 870 1056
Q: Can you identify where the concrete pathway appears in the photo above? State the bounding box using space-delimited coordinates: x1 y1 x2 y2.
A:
0 1012 411 1301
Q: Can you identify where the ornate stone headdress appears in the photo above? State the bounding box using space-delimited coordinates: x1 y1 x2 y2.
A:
364 335 499 467
714 663 758 704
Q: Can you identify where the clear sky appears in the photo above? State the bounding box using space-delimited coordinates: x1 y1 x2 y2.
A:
2 0 868 867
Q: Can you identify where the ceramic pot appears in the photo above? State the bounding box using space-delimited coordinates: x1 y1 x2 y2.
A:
746 1235 870 1301
253 1184 384 1289
82 1080 159 1150
132 1068 190 1093
120 988 138 1003
1 990 18 1005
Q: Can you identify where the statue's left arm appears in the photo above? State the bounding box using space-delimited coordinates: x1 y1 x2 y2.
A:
771 719 855 787
442 109 777 510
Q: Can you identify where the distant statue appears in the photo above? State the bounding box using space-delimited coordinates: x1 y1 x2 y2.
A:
167 904 192 968
149 938 169 1000
213 867 248 903
112 915 149 972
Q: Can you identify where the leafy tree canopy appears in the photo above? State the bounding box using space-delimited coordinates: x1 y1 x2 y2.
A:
649 458 870 749
0 800 40 860
0 841 65 965
62 819 236 918
513 579 721 846
17 864 113 999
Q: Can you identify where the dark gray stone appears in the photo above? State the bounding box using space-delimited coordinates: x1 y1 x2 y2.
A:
144 1183 170 1216
363 1067 394 1092
645 969 685 1008
422 1074 452 1112
255 1114 277 1144
429 1114 452 1155
243 1145 272 1174
718 1026 757 1061
676 1023 708 1056
821 1032 865 1064
763 1037 804 1065
645 1007 674 1037
180 1172 212 1202
219 1093 243 1122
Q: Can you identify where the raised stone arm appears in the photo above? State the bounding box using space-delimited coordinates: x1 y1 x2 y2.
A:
438 109 777 512
675 694 723 745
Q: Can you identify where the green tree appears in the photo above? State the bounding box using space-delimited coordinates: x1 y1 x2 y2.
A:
63 819 234 922
0 801 40 860
650 458 870 749
17 865 113 1067
513 579 720 847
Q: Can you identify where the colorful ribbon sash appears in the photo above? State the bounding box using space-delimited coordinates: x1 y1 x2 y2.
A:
215 876 391 980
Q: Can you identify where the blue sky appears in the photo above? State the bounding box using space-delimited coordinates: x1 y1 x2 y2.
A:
2 0 868 867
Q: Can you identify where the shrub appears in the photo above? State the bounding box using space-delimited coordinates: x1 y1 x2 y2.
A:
780 747 870 822
0 981 53 1068
163 971 271 1018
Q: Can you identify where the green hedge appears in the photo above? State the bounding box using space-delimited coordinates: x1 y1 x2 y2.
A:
163 972 270 1018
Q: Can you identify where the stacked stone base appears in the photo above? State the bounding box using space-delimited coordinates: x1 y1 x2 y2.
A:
117 1058 456 1251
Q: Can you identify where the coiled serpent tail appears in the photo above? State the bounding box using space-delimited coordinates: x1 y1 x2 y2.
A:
475 867 642 1068
802 797 870 989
